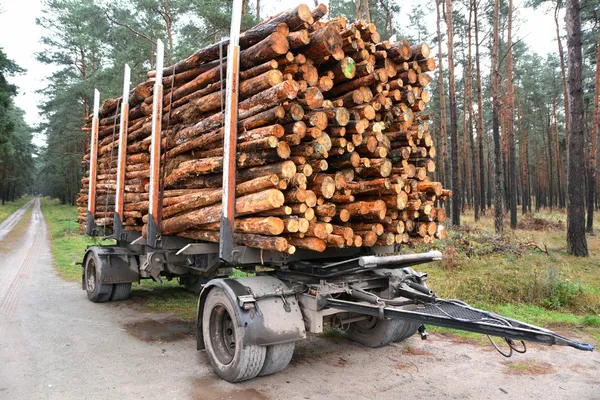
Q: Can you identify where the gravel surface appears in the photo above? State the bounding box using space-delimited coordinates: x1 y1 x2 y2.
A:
0 198 598 399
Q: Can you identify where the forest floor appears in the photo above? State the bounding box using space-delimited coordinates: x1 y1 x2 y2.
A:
0 197 597 399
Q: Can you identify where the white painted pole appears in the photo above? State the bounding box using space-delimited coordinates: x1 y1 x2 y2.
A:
86 89 100 235
114 64 131 233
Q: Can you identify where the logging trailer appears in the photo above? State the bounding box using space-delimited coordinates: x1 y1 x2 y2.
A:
80 1 593 383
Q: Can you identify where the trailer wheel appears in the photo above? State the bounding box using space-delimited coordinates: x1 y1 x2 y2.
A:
393 305 419 342
393 321 419 342
202 288 266 382
346 317 403 348
258 343 295 376
110 283 132 301
84 253 113 303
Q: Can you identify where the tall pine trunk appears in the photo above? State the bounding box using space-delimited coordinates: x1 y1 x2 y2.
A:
587 38 600 233
474 1 486 215
492 0 503 233
517 94 530 214
555 4 570 149
507 0 517 228
436 0 450 219
565 0 589 256
445 0 460 227
467 0 479 220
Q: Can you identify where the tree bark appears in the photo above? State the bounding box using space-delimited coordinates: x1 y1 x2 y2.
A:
445 0 460 227
587 36 600 233
467 0 479 221
555 4 570 149
492 0 503 233
565 0 589 256
507 0 517 229
436 0 450 219
474 0 486 215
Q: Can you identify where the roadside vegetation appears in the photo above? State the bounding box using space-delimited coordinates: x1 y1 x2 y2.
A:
419 209 600 343
40 197 96 281
40 198 600 344
0 196 32 224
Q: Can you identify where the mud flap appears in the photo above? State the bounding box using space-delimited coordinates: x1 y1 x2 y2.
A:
196 277 306 350
325 297 594 351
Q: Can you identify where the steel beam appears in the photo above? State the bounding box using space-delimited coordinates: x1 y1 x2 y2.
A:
114 64 131 240
219 0 244 263
148 40 164 248
86 89 100 236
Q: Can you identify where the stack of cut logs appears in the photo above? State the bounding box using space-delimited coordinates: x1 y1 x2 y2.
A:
76 3 450 254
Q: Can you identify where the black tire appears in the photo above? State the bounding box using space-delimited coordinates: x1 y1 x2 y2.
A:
84 253 113 303
202 288 266 382
258 342 295 377
345 317 405 348
111 283 132 301
393 320 420 342
392 305 419 342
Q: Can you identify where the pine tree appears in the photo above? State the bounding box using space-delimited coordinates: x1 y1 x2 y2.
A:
565 0 589 256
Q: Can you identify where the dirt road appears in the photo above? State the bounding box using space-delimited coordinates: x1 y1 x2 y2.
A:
0 199 598 399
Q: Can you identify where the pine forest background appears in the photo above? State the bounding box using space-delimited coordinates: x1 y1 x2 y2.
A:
0 0 598 255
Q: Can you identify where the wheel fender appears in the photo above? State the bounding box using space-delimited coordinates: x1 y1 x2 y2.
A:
82 246 139 290
197 276 306 350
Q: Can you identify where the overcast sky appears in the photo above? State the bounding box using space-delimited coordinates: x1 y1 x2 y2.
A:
0 0 562 138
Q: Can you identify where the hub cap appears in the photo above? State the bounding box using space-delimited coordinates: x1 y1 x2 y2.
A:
209 304 236 365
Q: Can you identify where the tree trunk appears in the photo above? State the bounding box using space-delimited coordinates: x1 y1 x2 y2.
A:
474 0 486 215
467 0 479 221
363 0 371 24
445 0 460 227
555 4 570 149
492 0 503 233
355 0 361 21
517 93 530 214
507 0 517 229
565 0 589 256
587 37 600 233
436 0 450 219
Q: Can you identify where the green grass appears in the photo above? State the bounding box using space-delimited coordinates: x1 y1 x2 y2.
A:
130 280 198 320
40 197 97 281
0 196 32 224
420 208 600 344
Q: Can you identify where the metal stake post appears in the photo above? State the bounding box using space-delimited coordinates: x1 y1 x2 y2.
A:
86 89 100 236
219 0 243 263
148 40 164 248
114 64 131 240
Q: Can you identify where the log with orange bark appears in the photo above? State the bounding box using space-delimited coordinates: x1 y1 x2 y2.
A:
76 3 448 252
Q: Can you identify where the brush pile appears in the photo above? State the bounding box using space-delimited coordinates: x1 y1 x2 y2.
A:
76 3 449 254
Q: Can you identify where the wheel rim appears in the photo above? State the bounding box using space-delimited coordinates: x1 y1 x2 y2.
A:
86 258 97 293
208 304 236 365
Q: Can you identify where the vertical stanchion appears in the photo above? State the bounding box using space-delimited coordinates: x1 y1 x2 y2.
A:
114 65 131 240
147 40 164 247
219 0 243 263
86 89 100 236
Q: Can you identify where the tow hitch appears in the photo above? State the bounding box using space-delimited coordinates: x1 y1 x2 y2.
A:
325 296 595 353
